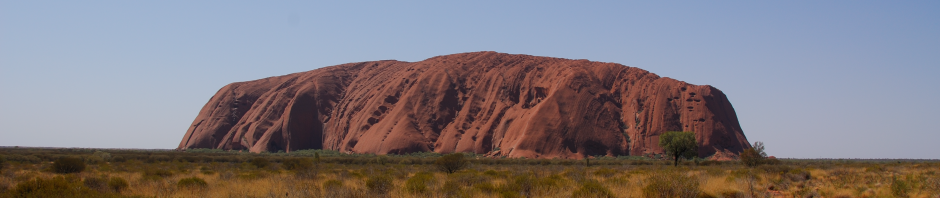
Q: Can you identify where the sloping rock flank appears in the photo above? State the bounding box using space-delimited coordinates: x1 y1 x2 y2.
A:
178 52 750 159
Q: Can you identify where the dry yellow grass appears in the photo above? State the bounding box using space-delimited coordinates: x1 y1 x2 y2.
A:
2 158 939 198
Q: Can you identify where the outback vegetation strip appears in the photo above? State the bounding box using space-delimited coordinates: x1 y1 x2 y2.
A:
0 148 939 197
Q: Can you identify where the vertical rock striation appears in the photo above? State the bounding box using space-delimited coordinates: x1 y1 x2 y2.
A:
178 52 749 159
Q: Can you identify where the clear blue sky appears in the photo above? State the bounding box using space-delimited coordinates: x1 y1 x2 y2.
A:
2 1 938 159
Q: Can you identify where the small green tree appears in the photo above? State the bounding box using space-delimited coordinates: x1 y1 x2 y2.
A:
435 153 469 174
659 131 697 166
740 141 767 167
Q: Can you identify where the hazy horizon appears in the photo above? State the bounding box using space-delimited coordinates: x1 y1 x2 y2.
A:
2 1 938 159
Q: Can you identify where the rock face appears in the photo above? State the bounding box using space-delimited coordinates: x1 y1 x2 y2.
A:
178 52 750 159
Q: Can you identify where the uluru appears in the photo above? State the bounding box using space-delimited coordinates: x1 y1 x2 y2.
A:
177 52 750 159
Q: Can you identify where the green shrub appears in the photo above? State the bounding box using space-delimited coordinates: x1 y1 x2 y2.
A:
435 153 469 174
593 168 618 178
642 172 701 198
12 176 73 197
404 172 434 194
740 142 768 167
282 157 313 170
85 155 106 165
473 181 498 193
537 159 551 166
0 155 6 173
449 170 487 186
890 176 910 197
375 155 389 165
83 176 108 192
250 157 270 168
571 180 614 198
366 175 393 194
501 173 540 197
177 177 208 189
757 164 792 175
441 180 466 197
22 155 42 164
92 151 111 161
237 170 267 180
108 177 129 193
147 155 170 163
718 190 746 198
9 176 111 197
483 169 504 177
698 160 722 166
142 168 174 180
785 169 811 182
52 157 86 174
322 179 343 190
536 174 565 189
199 166 215 175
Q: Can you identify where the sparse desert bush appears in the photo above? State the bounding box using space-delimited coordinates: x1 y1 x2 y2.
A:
501 173 562 197
199 166 215 175
593 167 619 178
757 164 792 175
93 151 111 161
11 176 73 197
0 155 6 173
147 154 171 163
250 157 270 168
571 180 614 198
642 171 701 198
473 180 499 193
891 176 911 197
237 170 268 180
3 147 940 198
366 174 393 194
717 190 746 198
322 179 343 190
7 176 115 197
85 155 106 164
375 155 390 165
449 170 487 186
282 157 313 170
441 180 467 197
108 177 129 193
404 172 434 194
740 141 768 167
177 177 208 189
435 153 469 174
142 168 174 180
83 176 108 192
52 157 86 174
785 168 812 182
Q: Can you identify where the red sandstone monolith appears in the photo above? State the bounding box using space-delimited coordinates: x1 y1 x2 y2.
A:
178 52 750 159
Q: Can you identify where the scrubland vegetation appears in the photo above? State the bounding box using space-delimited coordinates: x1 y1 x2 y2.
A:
0 147 938 198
